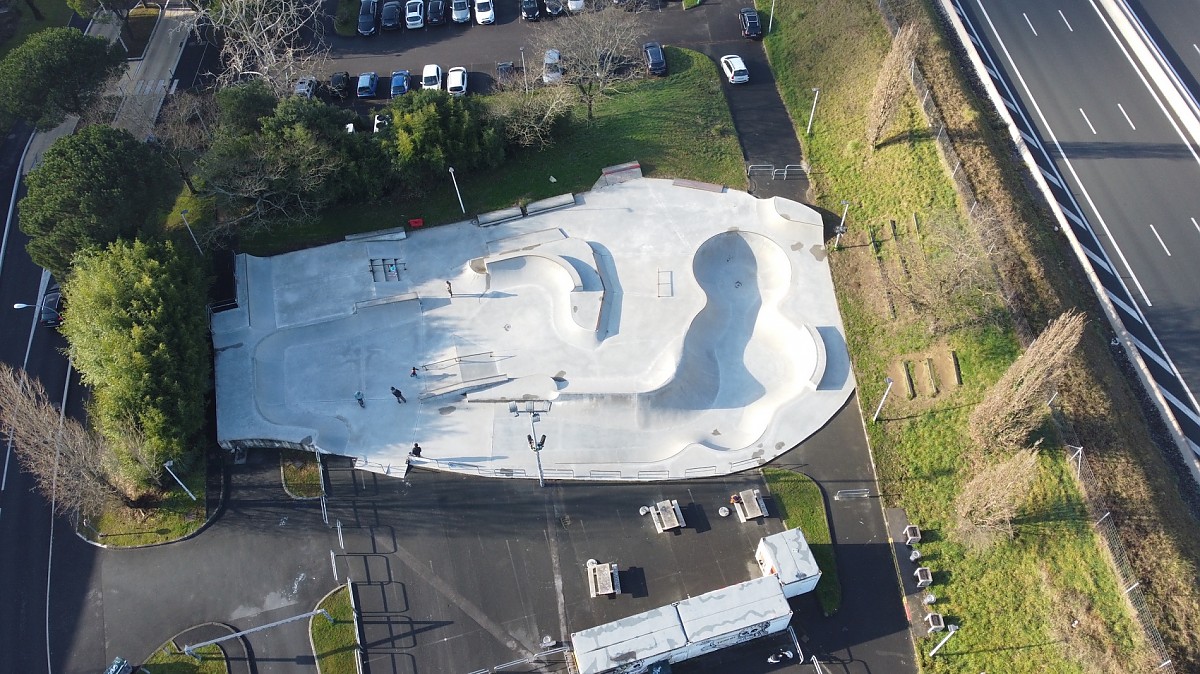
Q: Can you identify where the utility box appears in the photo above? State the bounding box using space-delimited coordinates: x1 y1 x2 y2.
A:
903 524 921 546
914 567 933 588
924 612 945 634
756 528 822 597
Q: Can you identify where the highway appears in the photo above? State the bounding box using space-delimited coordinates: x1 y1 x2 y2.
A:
949 0 1200 458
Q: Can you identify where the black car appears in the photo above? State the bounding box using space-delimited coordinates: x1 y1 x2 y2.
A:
739 7 762 39
381 0 402 29
329 71 352 98
39 286 65 328
428 0 446 24
545 0 564 15
358 0 378 35
521 0 540 20
643 41 667 76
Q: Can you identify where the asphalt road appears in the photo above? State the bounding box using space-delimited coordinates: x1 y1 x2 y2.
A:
952 0 1200 451
1129 0 1200 109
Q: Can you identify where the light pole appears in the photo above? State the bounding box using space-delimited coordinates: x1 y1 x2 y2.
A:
527 429 547 488
806 87 820 136
179 209 203 254
448 166 465 214
520 47 529 93
768 0 776 33
163 460 198 501
834 200 850 249
872 376 894 423
928 624 959 657
13 301 62 323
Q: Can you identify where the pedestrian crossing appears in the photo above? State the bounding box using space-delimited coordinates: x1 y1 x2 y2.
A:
123 78 179 96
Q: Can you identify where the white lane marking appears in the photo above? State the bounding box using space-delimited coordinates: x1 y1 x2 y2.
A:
1079 108 1097 134
1023 12 1038 36
1194 43 1200 57
1117 103 1136 130
1149 224 1172 255
1059 9 1073 32
1192 217 1200 235
975 0 1154 306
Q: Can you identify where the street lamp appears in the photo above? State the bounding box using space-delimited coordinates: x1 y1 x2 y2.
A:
520 47 529 93
13 300 62 323
179 209 203 254
872 376 895 423
528 431 547 488
448 166 466 214
806 87 820 136
834 200 850 249
768 0 776 33
163 460 198 501
928 624 959 657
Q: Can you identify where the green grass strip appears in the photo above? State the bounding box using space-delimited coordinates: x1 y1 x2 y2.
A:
763 468 841 615
142 643 226 674
312 585 359 674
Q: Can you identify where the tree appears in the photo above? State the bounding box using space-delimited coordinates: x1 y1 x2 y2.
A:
488 84 574 150
968 310 1086 453
61 240 212 489
529 4 645 121
866 23 920 149
188 0 328 97
154 90 219 193
216 80 279 135
0 27 126 130
382 89 504 186
20 125 172 279
0 363 123 517
954 447 1040 549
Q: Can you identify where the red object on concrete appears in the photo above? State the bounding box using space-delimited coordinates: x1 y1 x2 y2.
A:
408 218 424 228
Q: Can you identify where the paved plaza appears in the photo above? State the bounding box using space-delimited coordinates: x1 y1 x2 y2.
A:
213 177 853 480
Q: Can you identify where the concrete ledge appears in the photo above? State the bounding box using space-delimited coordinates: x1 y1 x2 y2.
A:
525 193 578 215
672 178 724 193
354 292 419 311
345 225 408 241
804 324 827 390
476 206 524 227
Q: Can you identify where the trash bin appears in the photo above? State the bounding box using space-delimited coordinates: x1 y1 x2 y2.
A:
408 218 424 228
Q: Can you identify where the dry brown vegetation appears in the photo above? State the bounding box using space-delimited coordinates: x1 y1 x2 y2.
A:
955 446 1040 548
866 23 920 149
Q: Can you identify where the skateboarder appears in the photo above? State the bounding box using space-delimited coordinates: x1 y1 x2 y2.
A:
355 391 365 408
391 386 407 403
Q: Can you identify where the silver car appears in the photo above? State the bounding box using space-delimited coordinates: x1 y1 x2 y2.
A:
451 0 470 22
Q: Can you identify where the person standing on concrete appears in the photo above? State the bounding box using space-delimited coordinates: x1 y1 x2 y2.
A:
390 386 407 403
355 391 365 408
411 366 419 377
410 443 422 457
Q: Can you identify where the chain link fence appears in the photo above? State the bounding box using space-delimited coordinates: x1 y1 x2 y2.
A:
868 0 1176 666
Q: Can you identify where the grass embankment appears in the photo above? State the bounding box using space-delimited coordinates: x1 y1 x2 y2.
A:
0 0 76 60
763 0 1156 671
237 46 744 254
312 585 359 674
85 467 207 546
142 643 226 674
124 6 159 59
763 469 840 615
333 0 359 37
282 449 324 498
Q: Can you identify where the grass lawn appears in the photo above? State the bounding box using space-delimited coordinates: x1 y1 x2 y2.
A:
124 6 159 59
761 0 1151 671
0 0 77 61
333 0 359 37
238 46 744 255
312 585 359 674
141 643 226 674
762 468 840 615
85 464 207 546
281 449 323 498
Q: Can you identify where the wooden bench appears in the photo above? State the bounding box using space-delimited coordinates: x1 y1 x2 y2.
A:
733 489 767 522
586 561 621 597
650 499 685 533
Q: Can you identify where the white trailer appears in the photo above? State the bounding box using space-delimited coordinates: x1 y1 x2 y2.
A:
570 606 687 674
755 527 822 597
673 576 792 661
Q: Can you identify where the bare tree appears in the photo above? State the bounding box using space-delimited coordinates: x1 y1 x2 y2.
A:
955 446 1040 549
529 4 646 121
888 206 1002 332
187 0 329 97
969 310 1086 452
0 363 122 518
866 23 920 149
487 85 575 149
153 90 218 193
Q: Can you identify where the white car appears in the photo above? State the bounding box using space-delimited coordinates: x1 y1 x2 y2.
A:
451 0 470 22
719 54 749 84
473 0 495 24
567 0 584 10
542 49 562 84
421 64 443 90
293 76 317 98
447 67 468 96
405 0 425 27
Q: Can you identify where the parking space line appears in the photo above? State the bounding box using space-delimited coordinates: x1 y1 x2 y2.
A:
1149 224 1171 255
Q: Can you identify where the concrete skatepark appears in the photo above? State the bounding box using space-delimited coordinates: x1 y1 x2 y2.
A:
212 177 855 480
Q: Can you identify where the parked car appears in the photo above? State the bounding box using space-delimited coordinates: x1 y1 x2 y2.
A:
521 0 540 20
545 0 564 15
474 0 495 23
381 0 402 29
357 71 379 97
329 71 352 97
405 0 425 27
643 42 666 76
427 0 447 24
391 69 411 96
496 60 516 86
447 66 468 96
451 0 471 22
542 49 562 84
37 284 65 328
739 7 762 39
719 54 748 84
567 0 584 10
421 63 443 89
357 0 378 35
294 76 317 98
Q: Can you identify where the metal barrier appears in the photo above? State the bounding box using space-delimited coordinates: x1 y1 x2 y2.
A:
747 164 774 176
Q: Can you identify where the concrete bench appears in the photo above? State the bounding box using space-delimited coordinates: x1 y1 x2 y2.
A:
733 489 767 522
587 561 620 597
651 499 685 533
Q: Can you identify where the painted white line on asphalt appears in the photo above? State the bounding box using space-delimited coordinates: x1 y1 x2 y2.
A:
1149 224 1171 255
1023 12 1038 36
1192 216 1200 235
1118 103 1136 129
1080 107 1097 134
1194 43 1200 57
1059 9 1073 32
976 0 1154 306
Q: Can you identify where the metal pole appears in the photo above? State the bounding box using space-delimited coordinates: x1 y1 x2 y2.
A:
834 200 849 248
337 519 344 549
806 88 820 136
528 416 546 487
179 209 203 255
871 377 894 423
768 0 775 33
163 460 197 501
520 47 528 93
928 624 959 657
330 549 339 581
448 167 465 214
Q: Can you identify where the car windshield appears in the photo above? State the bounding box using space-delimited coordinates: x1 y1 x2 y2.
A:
424 75 437 85
454 0 466 6
478 1 491 10
649 47 662 60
